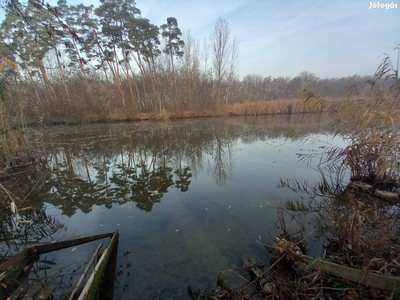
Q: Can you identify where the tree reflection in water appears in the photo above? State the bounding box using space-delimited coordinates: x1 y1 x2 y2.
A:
34 114 332 217
279 168 400 272
175 166 192 192
0 113 339 298
41 147 192 214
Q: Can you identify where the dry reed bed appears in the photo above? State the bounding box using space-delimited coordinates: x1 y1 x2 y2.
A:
225 111 333 129
32 98 330 125
226 98 328 116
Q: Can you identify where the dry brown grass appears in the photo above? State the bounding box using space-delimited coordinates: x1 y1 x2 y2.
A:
330 189 398 256
302 94 400 187
226 98 329 116
169 110 216 119
298 57 400 188
35 99 330 125
0 126 30 170
0 76 32 172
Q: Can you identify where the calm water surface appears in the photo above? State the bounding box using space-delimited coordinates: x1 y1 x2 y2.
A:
26 114 345 299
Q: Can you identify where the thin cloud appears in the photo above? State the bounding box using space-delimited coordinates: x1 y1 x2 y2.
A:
266 0 327 43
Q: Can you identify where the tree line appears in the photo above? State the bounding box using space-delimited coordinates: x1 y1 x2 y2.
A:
0 0 389 124
0 0 237 122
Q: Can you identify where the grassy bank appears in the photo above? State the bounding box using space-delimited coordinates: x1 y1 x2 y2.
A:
33 98 330 125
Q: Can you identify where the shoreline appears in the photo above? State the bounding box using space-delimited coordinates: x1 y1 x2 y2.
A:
26 98 331 126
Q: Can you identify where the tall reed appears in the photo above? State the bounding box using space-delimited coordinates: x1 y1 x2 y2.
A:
226 98 327 116
303 57 400 188
0 68 31 173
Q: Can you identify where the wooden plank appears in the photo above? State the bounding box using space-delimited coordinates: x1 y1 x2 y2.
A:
264 244 400 291
0 248 36 275
78 231 119 300
0 247 37 297
98 235 119 300
8 265 32 300
68 243 104 300
0 232 114 275
35 232 114 255
304 255 400 291
0 231 116 299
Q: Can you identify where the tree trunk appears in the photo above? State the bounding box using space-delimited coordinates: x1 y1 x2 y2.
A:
128 63 141 113
72 39 88 80
95 33 126 107
24 63 43 106
38 60 57 102
145 56 161 113
54 46 71 102
122 50 136 110
170 52 179 109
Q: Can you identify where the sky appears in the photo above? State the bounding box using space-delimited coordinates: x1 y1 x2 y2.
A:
135 0 400 79
131 0 399 79
3 0 400 79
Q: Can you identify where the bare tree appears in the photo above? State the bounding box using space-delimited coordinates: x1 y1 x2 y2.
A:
210 18 236 108
181 31 200 110
226 37 238 105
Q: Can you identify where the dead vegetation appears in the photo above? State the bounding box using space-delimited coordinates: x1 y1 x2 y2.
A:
188 58 400 300
189 191 400 300
226 98 327 116
301 57 400 190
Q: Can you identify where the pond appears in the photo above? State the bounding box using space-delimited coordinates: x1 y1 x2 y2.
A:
6 113 348 299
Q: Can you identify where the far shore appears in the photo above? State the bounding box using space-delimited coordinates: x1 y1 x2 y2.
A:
32 98 331 126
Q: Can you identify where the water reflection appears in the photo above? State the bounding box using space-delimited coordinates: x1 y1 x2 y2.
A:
35 114 332 216
280 169 400 261
23 113 343 298
41 149 189 214
0 171 66 256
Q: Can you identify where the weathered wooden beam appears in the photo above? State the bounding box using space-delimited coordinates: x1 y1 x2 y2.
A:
98 234 119 300
69 243 104 300
78 231 119 300
35 232 114 255
305 255 400 291
0 231 116 299
0 247 37 294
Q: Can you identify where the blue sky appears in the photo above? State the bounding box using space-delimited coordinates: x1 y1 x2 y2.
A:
2 0 399 79
133 0 399 79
